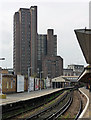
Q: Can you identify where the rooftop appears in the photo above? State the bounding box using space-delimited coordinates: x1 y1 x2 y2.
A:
74 28 91 64
74 29 91 34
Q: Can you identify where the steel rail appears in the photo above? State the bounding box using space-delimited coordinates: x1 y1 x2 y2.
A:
47 90 83 120
74 90 83 120
46 94 73 120
2 90 64 120
25 92 69 120
26 89 83 120
3 91 64 114
74 100 82 120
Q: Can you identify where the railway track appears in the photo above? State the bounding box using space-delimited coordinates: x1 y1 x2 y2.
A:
74 92 82 120
59 90 83 120
24 90 83 120
2 88 84 120
25 90 73 120
12 90 72 120
2 89 65 120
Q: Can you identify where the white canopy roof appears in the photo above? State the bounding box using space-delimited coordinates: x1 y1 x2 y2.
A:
52 76 69 82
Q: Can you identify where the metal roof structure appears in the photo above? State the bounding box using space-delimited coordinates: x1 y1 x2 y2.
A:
74 29 91 64
74 29 91 84
52 76 69 82
77 65 91 84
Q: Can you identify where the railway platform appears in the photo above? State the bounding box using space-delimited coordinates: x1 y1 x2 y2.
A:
0 88 62 106
79 87 90 119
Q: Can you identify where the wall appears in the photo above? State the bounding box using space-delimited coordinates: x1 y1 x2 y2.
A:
2 75 16 94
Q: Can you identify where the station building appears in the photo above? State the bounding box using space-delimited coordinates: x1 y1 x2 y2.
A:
52 76 70 89
2 75 16 94
52 75 78 89
0 67 51 94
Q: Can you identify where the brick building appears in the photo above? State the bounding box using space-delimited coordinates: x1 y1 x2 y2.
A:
13 6 63 78
42 56 63 79
13 6 37 76
37 34 47 72
2 75 16 94
47 29 57 56
38 29 63 78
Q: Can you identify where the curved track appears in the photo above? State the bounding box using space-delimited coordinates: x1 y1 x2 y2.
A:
2 88 84 120
25 91 72 120
2 90 64 120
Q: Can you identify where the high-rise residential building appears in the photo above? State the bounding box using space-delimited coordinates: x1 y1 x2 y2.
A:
47 29 57 56
30 6 37 75
13 6 37 76
13 6 63 78
37 34 47 72
37 29 63 78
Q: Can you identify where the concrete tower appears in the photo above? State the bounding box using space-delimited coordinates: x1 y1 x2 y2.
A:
13 6 37 76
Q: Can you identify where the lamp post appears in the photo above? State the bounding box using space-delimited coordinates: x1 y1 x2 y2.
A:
28 67 32 93
55 79 56 89
40 71 43 91
0 58 5 95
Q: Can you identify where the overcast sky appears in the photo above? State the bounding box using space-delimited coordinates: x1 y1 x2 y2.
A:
0 0 90 68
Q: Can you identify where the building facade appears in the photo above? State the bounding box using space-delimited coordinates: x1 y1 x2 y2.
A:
13 6 63 78
47 29 57 56
37 34 47 72
42 56 63 79
13 6 37 76
63 69 73 76
67 64 84 76
63 64 84 76
37 29 63 78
